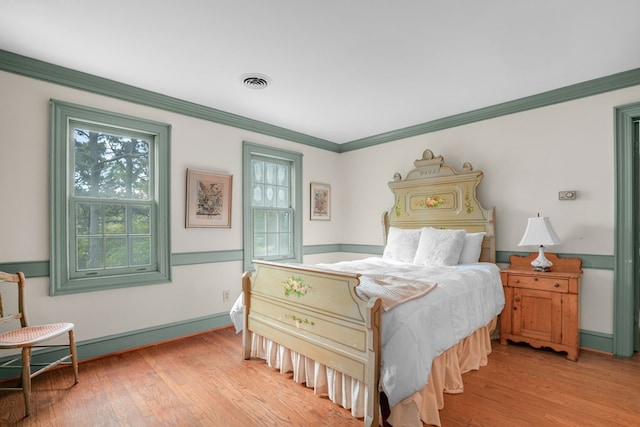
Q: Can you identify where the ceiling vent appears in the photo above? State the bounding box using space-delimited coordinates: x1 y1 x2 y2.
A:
240 73 271 89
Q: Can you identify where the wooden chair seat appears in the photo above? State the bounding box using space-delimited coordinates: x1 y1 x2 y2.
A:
0 323 75 347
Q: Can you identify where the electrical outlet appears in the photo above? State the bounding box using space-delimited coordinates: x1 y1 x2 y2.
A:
559 190 577 200
222 290 230 302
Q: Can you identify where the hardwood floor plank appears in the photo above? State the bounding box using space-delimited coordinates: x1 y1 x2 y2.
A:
1 327 639 426
439 342 640 426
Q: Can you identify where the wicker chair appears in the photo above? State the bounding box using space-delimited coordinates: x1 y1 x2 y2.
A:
0 271 79 416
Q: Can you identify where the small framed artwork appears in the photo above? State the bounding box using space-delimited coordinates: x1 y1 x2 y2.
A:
186 169 232 228
310 182 331 221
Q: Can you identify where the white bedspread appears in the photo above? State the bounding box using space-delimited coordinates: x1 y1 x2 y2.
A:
315 257 505 407
232 257 505 408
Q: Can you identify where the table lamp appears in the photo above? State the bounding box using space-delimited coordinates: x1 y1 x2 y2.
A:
517 214 562 272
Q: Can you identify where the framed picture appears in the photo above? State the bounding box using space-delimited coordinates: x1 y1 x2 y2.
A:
310 182 331 221
186 169 232 228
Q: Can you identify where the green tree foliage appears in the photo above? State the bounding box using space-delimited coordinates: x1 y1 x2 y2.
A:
74 128 149 199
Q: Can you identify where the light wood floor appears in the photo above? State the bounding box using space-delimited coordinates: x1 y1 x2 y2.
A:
1 326 639 426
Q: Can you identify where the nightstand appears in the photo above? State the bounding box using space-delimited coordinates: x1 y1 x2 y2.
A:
499 253 582 361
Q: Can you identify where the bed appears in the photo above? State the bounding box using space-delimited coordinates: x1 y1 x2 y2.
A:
233 149 505 426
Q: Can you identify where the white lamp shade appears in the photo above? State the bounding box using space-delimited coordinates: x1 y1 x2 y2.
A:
518 216 562 247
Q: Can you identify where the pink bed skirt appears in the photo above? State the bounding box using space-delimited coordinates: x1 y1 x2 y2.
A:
250 318 496 426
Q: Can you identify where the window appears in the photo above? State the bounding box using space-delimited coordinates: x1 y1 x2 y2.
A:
243 142 302 271
50 100 171 295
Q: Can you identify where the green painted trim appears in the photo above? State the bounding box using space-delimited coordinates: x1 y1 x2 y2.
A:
75 313 231 360
303 244 341 255
0 261 49 278
579 330 614 354
172 250 244 266
614 103 640 356
338 244 384 255
0 49 339 153
340 68 640 152
496 251 614 270
0 313 232 380
495 251 513 264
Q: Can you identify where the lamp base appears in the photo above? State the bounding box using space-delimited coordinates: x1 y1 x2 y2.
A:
530 246 553 272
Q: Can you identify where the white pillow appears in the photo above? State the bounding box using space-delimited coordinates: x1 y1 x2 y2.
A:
382 227 422 263
413 227 466 266
458 232 487 264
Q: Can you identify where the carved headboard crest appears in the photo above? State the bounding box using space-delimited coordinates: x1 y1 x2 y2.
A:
392 149 476 182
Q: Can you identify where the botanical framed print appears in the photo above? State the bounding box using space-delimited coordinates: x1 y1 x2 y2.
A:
186 169 232 228
310 182 331 221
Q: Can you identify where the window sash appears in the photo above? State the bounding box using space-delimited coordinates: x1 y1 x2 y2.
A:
69 198 156 278
69 121 155 201
252 207 293 260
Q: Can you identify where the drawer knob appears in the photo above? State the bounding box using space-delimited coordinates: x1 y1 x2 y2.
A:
534 277 538 281
554 283 560 288
514 279 520 283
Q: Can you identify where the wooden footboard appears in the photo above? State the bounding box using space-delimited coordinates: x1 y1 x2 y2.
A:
242 260 382 426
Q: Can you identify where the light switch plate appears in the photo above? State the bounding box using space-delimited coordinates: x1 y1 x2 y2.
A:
559 190 576 200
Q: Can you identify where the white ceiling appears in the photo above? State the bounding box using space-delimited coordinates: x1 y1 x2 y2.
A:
2 0 640 144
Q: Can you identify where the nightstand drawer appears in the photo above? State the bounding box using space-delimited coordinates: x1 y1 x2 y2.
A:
507 275 569 293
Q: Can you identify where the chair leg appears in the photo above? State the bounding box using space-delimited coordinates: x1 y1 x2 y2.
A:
21 347 32 417
69 329 79 384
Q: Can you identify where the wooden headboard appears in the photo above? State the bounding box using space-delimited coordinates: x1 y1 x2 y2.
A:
382 149 496 263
